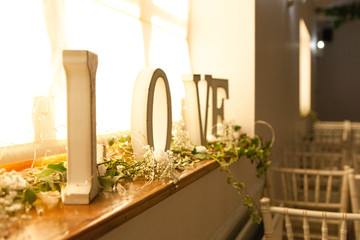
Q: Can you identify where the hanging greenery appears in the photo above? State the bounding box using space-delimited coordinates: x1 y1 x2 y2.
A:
96 121 273 224
0 121 272 233
316 2 360 29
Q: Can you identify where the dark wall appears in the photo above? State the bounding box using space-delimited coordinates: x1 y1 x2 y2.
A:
317 21 360 121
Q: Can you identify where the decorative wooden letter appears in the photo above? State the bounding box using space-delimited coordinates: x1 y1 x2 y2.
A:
205 75 229 137
183 74 229 145
183 75 210 146
131 68 172 160
63 50 99 204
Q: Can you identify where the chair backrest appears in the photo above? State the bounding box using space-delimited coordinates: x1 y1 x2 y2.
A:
347 168 360 240
260 197 360 240
282 150 347 170
313 120 351 145
267 167 348 212
291 141 346 154
350 122 360 147
351 151 360 174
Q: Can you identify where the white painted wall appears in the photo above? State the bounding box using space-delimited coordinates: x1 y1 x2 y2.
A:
317 21 360 121
100 0 318 238
100 1 259 239
100 165 263 240
188 0 255 136
255 0 315 161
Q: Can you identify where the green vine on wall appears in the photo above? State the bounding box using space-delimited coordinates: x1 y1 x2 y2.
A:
205 128 272 224
316 3 360 29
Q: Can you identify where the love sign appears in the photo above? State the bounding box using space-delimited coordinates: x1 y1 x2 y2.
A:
63 50 99 204
131 71 229 156
183 74 229 145
131 68 172 160
63 49 229 204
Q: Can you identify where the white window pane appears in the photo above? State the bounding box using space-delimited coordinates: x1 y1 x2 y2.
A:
0 1 52 146
65 0 145 134
150 25 191 121
0 0 191 159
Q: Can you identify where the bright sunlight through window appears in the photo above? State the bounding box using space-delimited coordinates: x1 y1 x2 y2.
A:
0 0 191 164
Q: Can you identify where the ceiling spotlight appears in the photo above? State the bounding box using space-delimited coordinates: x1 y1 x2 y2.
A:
317 40 325 49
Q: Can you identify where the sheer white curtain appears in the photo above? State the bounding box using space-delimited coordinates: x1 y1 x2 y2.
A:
0 0 191 164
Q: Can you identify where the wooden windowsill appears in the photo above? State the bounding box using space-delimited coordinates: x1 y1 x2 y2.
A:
7 159 219 240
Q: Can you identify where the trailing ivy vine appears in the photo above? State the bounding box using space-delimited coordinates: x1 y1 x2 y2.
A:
316 3 360 29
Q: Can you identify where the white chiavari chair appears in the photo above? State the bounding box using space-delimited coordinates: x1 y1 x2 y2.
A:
282 150 347 170
267 167 348 212
351 152 360 175
291 139 346 154
347 167 360 239
350 122 360 148
261 197 359 240
266 166 349 239
313 120 351 145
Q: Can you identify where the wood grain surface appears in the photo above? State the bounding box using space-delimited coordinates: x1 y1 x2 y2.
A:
5 160 219 240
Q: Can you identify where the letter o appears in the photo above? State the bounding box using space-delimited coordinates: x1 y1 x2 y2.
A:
131 68 172 160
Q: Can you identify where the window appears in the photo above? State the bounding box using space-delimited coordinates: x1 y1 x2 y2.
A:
0 0 190 164
299 18 311 117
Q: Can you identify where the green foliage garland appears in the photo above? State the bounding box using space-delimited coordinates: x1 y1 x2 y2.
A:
316 3 360 29
0 122 272 228
98 122 272 224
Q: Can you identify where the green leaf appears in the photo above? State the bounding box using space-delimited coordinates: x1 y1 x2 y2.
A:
108 138 115 146
251 213 262 224
99 175 121 192
234 125 241 131
47 162 67 172
54 184 62 193
233 147 239 158
36 169 57 179
107 168 118 177
24 187 37 205
233 182 245 190
243 195 253 208
252 138 259 146
191 148 197 154
39 182 51 192
227 176 233 185
225 150 237 157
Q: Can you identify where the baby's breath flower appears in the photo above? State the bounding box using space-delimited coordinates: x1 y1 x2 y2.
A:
232 131 240 139
1 171 27 190
171 122 194 151
4 203 22 213
0 169 28 224
207 135 217 142
154 149 168 162
195 146 208 153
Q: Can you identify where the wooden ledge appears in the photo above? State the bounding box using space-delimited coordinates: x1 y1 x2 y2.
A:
8 160 219 240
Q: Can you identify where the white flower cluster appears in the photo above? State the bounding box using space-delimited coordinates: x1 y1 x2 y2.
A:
141 146 179 183
171 122 195 151
195 146 208 153
208 121 241 148
0 169 27 217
